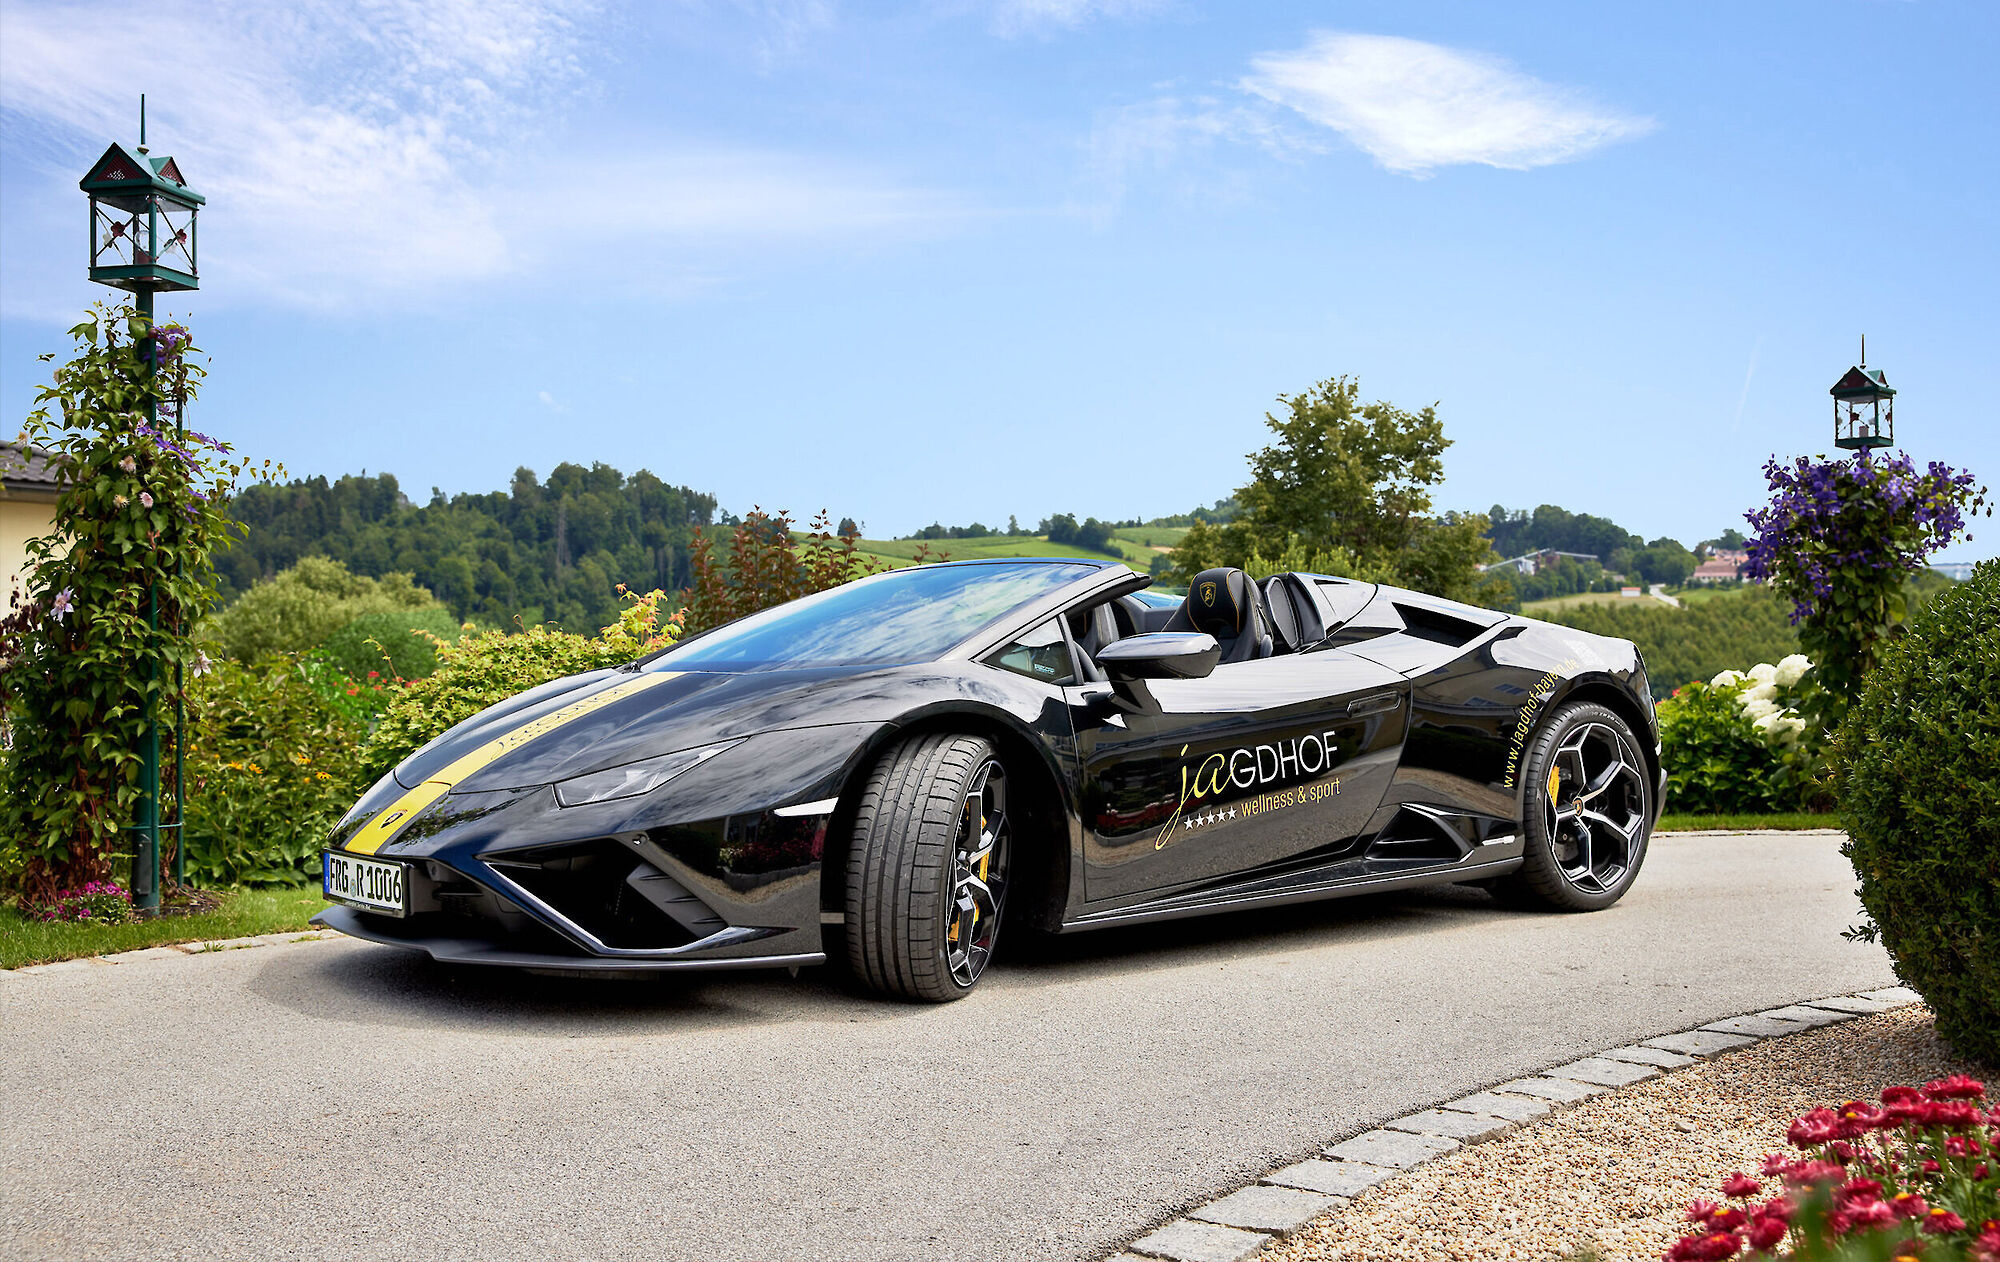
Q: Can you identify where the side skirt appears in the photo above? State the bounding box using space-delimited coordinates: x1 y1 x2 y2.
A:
1057 850 1524 933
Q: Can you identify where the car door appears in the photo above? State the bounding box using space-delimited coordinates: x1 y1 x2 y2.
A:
1067 647 1410 901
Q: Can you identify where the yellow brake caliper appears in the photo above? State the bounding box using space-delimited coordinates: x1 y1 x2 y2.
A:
1547 763 1562 809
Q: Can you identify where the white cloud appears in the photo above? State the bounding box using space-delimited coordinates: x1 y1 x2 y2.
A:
1082 94 1316 218
988 0 1167 37
1241 32 1653 175
0 0 963 313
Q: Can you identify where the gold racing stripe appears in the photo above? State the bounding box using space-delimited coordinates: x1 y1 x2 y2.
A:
344 672 680 856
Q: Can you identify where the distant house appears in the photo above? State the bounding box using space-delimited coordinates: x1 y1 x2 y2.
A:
0 442 61 604
1690 548 1749 584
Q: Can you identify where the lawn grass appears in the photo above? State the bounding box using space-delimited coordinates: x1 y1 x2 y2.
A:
1656 812 1841 832
0 886 328 969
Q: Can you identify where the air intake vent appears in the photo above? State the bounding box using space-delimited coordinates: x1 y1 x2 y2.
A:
484 838 710 949
1391 603 1488 647
1366 806 1476 863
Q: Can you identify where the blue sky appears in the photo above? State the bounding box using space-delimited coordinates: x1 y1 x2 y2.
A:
2 1 1995 559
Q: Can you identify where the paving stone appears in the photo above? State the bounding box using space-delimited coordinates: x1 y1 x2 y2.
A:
1384 1109 1514 1141
1189 1185 1341 1233
1262 1159 1397 1197
1858 986 1921 1006
1323 1128 1458 1168
1803 995 1901 1015
1701 1014 1812 1038
1548 1056 1660 1087
1494 1076 1610 1103
1759 1004 1853 1027
1128 1219 1271 1262
1643 1030 1758 1056
1438 1091 1553 1121
1599 1044 1699 1069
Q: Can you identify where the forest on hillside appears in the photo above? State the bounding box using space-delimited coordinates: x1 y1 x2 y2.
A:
218 464 716 631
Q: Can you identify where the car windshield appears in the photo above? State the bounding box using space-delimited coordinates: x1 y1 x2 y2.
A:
648 562 1100 671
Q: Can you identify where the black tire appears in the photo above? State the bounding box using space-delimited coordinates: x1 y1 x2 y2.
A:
844 733 1012 1002
1498 701 1653 912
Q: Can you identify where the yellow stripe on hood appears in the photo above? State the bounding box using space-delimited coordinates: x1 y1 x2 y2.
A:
345 672 679 856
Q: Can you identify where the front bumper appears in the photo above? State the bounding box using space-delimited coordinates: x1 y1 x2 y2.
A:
311 906 825 975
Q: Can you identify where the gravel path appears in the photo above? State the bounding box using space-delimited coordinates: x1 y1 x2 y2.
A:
1255 1007 1980 1262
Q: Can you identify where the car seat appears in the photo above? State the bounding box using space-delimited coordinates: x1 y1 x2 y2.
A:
1164 567 1273 663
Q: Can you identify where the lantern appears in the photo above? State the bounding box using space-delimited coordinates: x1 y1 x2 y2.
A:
1829 359 1894 452
79 140 203 293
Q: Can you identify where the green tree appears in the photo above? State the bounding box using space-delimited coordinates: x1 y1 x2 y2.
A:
207 556 441 663
1170 375 1494 602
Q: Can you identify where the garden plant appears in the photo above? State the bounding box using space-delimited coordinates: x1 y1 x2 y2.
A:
1657 655 1823 814
0 306 278 907
1665 1073 2000 1260
1835 560 2000 1065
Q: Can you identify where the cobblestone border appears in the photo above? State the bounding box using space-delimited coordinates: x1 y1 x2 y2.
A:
1 930 335 976
1107 986 1923 1262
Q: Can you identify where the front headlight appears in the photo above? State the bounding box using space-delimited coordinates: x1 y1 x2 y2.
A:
551 740 740 808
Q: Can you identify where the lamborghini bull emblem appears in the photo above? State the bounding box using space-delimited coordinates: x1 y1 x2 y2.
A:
1199 581 1218 606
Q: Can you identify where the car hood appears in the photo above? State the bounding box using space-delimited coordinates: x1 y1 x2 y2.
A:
390 662 943 794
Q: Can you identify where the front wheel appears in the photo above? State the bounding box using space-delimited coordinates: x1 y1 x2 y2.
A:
1499 701 1653 912
844 734 1011 1002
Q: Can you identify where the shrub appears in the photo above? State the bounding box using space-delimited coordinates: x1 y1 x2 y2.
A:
1665 1074 1999 1260
181 655 370 886
683 509 882 635
314 607 465 683
207 556 441 664
1658 656 1823 814
358 587 683 781
1836 560 2000 1064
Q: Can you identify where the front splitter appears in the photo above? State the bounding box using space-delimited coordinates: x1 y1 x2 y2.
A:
311 906 826 974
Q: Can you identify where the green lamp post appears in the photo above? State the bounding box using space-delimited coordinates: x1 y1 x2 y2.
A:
1829 336 1895 453
78 97 203 912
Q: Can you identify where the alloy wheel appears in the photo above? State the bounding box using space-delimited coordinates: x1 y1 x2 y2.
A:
946 759 1009 987
1542 721 1647 895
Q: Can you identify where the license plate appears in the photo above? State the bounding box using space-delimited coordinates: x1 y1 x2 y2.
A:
323 852 409 917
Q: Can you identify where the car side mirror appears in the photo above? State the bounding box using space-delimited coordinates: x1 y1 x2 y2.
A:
1096 632 1221 681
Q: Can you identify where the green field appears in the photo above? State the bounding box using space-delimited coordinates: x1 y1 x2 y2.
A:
1522 590 1673 613
1113 526 1188 550
856 533 1157 567
0 886 327 969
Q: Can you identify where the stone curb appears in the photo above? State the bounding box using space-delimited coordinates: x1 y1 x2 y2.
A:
1110 986 1923 1262
1 930 335 976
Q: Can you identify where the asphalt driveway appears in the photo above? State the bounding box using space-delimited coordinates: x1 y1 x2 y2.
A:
0 832 1892 1262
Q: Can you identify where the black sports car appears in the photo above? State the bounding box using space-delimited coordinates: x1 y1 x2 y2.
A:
316 559 1663 1001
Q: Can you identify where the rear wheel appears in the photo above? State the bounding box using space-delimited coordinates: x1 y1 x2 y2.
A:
1499 701 1652 911
844 734 1011 1001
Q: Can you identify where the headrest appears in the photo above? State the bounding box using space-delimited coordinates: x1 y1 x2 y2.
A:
1183 568 1254 638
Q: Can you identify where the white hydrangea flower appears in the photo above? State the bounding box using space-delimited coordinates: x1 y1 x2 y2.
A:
1774 654 1813 687
1747 662 1779 684
1741 698 1780 722
1752 712 1782 736
1739 681 1779 707
1710 669 1746 688
1778 715 1808 739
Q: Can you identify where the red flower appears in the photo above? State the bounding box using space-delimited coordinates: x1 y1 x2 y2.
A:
1923 1208 1967 1234
1840 1100 1890 1132
1946 1135 1986 1157
1884 1086 1926 1106
1745 1216 1787 1251
1666 1231 1741 1261
1850 1201 1899 1229
1974 1223 2000 1262
1836 1177 1884 1207
366 670 380 679
1924 1075 1986 1101
1721 1173 1763 1198
1891 1192 1931 1219
1784 1161 1847 1186
1790 1109 1843 1147
1687 1199 1724 1224
1918 1101 1983 1129
1709 1207 1747 1232
1758 1197 1797 1224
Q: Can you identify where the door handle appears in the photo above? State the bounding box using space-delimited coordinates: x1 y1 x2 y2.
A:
1346 692 1402 717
